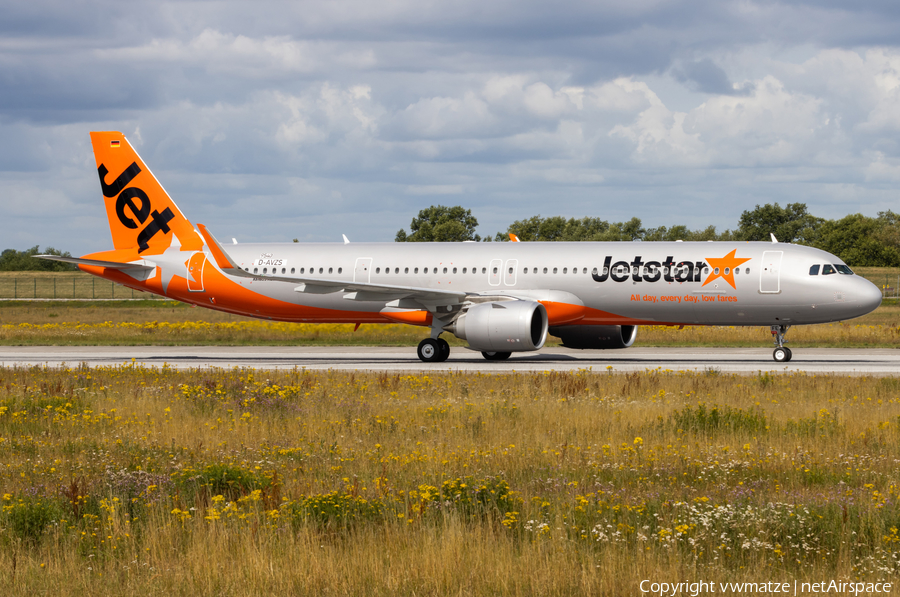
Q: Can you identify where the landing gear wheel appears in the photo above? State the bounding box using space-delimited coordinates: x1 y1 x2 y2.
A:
437 338 450 362
417 338 442 363
770 324 793 363
481 351 512 361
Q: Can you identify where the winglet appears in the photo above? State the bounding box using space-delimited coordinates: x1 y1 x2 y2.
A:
509 233 520 242
770 233 778 243
342 234 350 244
197 223 242 271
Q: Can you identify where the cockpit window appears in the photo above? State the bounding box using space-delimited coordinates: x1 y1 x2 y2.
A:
822 264 836 275
835 264 854 275
809 264 820 276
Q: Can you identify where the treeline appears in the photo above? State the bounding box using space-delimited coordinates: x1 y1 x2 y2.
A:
396 203 900 267
0 246 76 272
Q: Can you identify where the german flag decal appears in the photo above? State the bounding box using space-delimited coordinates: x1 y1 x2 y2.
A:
110 140 120 147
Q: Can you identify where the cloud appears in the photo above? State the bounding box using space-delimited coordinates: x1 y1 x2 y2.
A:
671 58 752 95
8 2 900 251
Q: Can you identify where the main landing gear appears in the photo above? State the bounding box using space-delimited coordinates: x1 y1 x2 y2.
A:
771 324 792 363
417 337 450 363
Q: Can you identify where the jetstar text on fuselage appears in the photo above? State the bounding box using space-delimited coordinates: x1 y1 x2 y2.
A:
592 256 711 284
592 252 752 288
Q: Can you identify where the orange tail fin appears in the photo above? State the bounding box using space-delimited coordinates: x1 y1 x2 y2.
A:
90 132 202 254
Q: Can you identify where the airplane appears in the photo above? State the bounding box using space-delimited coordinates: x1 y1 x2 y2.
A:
38 132 883 364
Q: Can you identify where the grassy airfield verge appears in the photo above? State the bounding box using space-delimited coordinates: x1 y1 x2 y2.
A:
0 300 898 347
0 366 898 595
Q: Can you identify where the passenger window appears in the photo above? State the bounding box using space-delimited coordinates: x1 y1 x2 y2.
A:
404 267 409 274
543 267 548 274
603 267 608 275
724 268 730 275
300 268 305 274
734 268 739 275
553 267 558 274
533 268 537 274
822 264 836 275
744 268 749 274
328 267 333 274
318 268 323 274
492 267 498 274
253 267 258 274
809 265 820 275
508 267 513 274
443 267 448 274
583 268 587 274
563 267 568 274
704 267 709 275
338 268 342 274
462 267 466 274
482 267 486 274
714 267 719 275
592 267 598 275
291 268 295 274
376 268 381 274
414 267 419 274
263 268 268 274
453 267 457 274
424 268 429 274
523 267 527 274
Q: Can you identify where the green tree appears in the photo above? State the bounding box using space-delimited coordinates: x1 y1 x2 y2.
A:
505 216 610 241
736 203 823 244
501 216 733 242
814 214 900 267
0 246 76 271
395 206 481 242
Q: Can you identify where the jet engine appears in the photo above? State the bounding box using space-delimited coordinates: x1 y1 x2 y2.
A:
447 301 548 352
549 325 637 349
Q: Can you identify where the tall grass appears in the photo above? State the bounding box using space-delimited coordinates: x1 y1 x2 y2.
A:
1 365 899 594
0 301 898 347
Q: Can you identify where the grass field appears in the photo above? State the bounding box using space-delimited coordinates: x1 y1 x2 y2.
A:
1 299 898 348
0 366 898 595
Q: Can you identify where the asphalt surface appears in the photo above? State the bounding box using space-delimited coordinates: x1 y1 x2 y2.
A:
0 346 897 375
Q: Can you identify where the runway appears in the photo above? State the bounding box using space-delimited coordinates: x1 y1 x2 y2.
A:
0 346 897 375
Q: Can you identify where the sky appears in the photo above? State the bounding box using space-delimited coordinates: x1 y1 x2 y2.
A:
3 0 900 253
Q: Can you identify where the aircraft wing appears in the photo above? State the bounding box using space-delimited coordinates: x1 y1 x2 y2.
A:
197 224 467 305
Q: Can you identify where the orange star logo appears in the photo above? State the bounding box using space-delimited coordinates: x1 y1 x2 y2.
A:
702 249 751 289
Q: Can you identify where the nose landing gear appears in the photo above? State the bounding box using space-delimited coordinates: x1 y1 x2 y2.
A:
771 324 792 362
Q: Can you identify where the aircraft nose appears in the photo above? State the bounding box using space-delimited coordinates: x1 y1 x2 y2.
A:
856 277 883 314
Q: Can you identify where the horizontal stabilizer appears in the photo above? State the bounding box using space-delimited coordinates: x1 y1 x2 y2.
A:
34 255 155 272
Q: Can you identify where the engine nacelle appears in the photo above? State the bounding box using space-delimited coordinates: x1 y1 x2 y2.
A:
549 325 637 349
448 301 548 352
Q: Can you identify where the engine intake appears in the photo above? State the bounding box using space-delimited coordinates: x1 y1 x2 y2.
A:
448 301 548 352
549 325 637 349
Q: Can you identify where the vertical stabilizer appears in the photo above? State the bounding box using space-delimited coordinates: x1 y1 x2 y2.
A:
89 132 202 254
